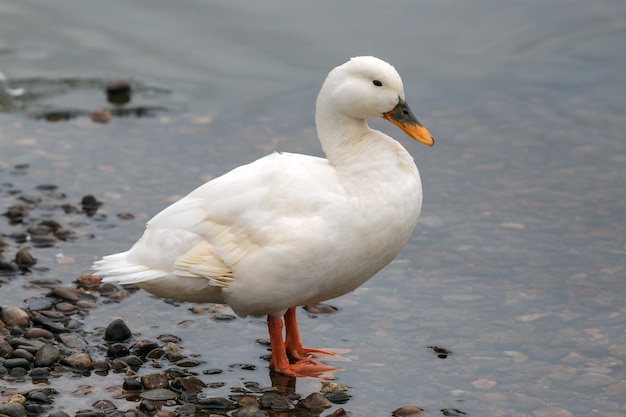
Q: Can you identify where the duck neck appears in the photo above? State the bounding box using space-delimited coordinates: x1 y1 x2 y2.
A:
315 104 374 168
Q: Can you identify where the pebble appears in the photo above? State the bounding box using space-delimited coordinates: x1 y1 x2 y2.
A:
1 307 31 327
0 402 27 417
140 388 178 401
3 357 30 369
299 393 332 412
104 318 132 341
141 371 169 389
14 248 37 267
34 344 60 367
58 333 88 348
90 109 113 124
24 328 54 339
60 352 93 370
392 406 425 416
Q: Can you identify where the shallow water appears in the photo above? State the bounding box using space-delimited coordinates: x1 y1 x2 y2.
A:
1 1 626 416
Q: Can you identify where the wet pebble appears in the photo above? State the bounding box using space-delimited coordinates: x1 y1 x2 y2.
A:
3 357 30 369
141 371 169 389
60 352 93 370
34 344 60 367
122 379 143 392
196 397 235 411
299 392 332 412
1 307 31 327
90 109 113 124
14 248 37 268
104 318 132 341
92 400 116 410
58 333 88 349
132 339 159 356
140 388 178 401
106 79 132 105
10 348 34 361
0 403 27 417
392 406 425 416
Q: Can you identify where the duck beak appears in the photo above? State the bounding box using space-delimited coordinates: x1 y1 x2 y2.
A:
383 99 435 146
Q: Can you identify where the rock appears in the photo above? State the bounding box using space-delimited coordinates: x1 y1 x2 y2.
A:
299 393 332 412
106 79 132 106
1 307 31 327
392 406 425 416
14 248 36 267
141 372 169 390
90 109 112 124
58 333 88 349
122 379 143 392
60 352 93 370
24 328 54 340
10 348 34 361
34 344 60 367
259 393 293 411
140 388 178 401
104 319 132 341
49 412 71 417
3 358 30 369
0 402 27 417
92 400 116 410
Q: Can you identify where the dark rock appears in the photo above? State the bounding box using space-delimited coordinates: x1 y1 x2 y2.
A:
195 397 235 411
324 390 351 404
106 79 132 106
58 333 87 349
24 297 54 312
10 348 34 361
34 344 60 367
157 334 181 343
31 313 68 334
10 366 29 377
81 195 102 215
326 408 348 417
92 400 116 410
132 339 159 357
145 348 165 359
122 379 143 392
14 248 36 268
260 393 293 411
141 371 169 389
27 389 52 404
107 343 130 358
299 392 332 412
0 403 26 417
49 411 71 417
75 412 106 417
30 367 50 379
170 377 206 393
104 319 132 341
3 357 30 369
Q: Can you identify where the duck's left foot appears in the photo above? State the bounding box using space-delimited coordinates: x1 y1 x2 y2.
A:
271 357 340 379
288 346 351 362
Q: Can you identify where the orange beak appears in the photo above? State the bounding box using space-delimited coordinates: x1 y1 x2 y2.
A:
383 99 434 146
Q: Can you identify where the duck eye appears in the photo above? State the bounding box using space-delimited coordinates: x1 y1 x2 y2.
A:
372 80 383 87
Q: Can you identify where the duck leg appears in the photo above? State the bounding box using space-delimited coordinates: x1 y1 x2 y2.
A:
283 307 344 361
267 312 337 378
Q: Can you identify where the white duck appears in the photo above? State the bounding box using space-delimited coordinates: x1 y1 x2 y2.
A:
93 56 434 378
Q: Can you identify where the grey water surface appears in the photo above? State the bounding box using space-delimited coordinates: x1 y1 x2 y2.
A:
1 1 625 416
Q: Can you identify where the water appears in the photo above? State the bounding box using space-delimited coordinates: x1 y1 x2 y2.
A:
1 1 625 416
